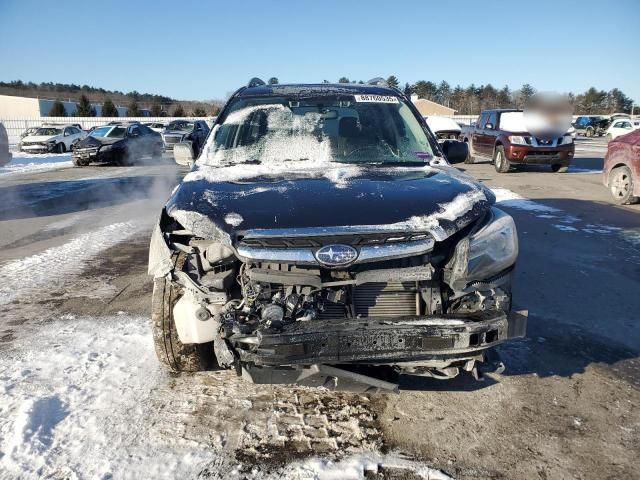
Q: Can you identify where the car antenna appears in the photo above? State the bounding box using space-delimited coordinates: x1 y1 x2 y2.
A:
247 77 266 88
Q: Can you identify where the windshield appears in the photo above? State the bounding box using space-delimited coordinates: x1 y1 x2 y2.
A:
199 95 436 166
167 121 194 131
89 126 126 138
34 128 62 136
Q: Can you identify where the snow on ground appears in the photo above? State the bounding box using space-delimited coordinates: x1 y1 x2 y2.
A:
0 222 144 306
0 152 72 175
492 187 639 247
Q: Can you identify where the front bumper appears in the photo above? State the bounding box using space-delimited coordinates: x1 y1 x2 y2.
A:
230 309 527 366
506 144 574 164
73 148 115 163
20 144 54 153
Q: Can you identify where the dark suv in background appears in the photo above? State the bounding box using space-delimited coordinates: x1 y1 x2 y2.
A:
572 116 610 137
162 120 209 156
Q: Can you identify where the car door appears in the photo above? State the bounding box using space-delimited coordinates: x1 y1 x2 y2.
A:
471 113 488 156
127 125 143 154
481 111 498 156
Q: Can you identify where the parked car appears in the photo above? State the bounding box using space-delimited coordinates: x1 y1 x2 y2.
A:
162 120 209 155
0 122 11 167
572 116 610 137
148 80 527 391
144 122 166 133
19 124 87 153
424 116 462 140
602 128 640 204
460 109 575 172
605 119 638 142
72 122 163 166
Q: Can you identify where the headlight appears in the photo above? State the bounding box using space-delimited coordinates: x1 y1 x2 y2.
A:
47 139 56 144
99 145 112 152
508 135 529 145
466 208 518 282
559 135 573 145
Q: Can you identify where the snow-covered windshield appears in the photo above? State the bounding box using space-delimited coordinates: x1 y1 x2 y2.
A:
89 126 126 138
34 128 62 136
199 95 435 166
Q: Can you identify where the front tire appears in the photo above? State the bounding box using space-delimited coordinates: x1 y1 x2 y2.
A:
494 146 510 173
609 166 638 205
54 142 66 153
152 276 217 372
586 127 594 137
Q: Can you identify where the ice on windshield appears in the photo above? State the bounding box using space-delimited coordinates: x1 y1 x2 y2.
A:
199 96 435 167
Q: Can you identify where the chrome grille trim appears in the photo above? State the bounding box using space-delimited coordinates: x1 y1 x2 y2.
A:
236 238 434 266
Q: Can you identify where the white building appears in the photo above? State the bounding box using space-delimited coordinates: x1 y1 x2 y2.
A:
0 94 130 117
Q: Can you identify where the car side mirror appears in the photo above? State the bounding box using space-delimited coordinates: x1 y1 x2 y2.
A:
440 139 468 164
485 123 494 130
173 141 195 166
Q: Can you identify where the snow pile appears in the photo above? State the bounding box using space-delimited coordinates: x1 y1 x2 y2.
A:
0 221 143 305
275 453 452 480
0 152 72 175
491 188 560 214
0 315 217 479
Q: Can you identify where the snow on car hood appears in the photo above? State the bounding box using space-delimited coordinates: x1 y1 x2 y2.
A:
165 164 494 243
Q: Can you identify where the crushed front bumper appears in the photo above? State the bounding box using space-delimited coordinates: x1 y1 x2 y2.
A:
230 309 527 367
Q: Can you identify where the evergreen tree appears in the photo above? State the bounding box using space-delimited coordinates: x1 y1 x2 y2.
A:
172 104 185 117
403 83 414 96
386 75 399 89
102 98 118 117
49 100 67 117
76 94 95 117
268 77 279 85
127 99 141 117
338 77 350 83
150 102 163 117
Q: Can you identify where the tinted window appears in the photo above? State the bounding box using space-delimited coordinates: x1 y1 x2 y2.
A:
487 112 497 128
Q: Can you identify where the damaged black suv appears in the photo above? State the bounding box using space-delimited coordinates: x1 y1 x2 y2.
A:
148 79 527 392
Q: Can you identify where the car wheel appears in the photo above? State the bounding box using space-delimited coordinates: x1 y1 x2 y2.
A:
72 156 87 167
117 150 133 166
586 127 594 137
551 164 568 173
152 254 217 373
609 166 639 205
494 146 510 173
55 142 65 153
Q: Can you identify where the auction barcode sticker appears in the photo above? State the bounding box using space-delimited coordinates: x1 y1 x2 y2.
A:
353 94 399 103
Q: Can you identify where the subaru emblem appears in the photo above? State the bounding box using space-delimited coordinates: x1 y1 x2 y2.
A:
315 244 359 267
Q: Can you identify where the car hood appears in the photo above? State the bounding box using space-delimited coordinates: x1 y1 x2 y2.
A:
165 163 495 244
75 136 124 147
23 135 58 142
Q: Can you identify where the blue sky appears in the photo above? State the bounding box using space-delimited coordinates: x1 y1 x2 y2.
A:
1 0 639 103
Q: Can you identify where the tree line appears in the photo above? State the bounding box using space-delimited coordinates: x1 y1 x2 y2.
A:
331 76 635 115
1 80 220 117
47 95 217 117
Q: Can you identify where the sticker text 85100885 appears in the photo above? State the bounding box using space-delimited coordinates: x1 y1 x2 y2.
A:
353 94 399 103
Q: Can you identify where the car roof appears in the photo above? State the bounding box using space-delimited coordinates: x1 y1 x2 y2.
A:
236 83 400 98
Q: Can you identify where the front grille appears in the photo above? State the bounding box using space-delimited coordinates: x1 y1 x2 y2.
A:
353 282 418 317
163 135 182 144
239 232 431 249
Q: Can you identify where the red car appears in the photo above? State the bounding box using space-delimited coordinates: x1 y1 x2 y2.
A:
603 129 640 204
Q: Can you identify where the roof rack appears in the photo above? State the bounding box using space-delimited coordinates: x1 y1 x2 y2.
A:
247 77 266 88
367 77 388 87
